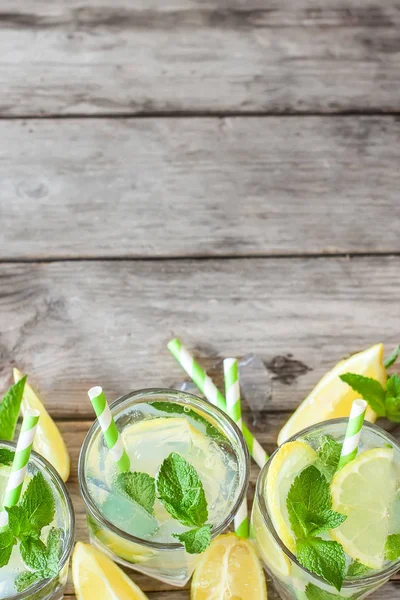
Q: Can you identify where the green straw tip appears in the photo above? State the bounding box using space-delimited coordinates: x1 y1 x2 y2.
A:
25 408 40 419
167 337 181 349
88 386 103 401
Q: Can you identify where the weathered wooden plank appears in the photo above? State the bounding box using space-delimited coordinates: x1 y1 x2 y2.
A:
1 257 400 418
1 117 400 259
1 1 400 115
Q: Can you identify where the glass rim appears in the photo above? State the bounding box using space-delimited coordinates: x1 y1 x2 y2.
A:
256 418 400 589
0 440 76 600
78 387 250 551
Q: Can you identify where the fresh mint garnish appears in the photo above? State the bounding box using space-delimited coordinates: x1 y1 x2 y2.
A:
0 449 15 466
0 528 15 568
305 582 346 599
115 472 156 515
20 471 55 532
172 524 212 554
0 377 27 441
385 533 400 561
339 374 386 416
156 452 208 528
347 559 372 577
20 537 48 571
151 402 226 443
297 537 346 591
384 374 400 422
315 436 342 482
15 571 41 593
16 528 62 591
384 344 400 368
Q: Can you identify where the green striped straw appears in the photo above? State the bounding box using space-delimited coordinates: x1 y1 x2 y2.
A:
338 399 367 470
168 338 268 469
224 358 249 538
0 409 40 527
88 386 130 473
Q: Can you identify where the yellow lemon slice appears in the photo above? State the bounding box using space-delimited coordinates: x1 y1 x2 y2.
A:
278 344 386 445
95 529 156 564
13 368 70 482
72 542 149 600
191 533 267 600
266 441 317 553
251 500 291 578
330 447 396 569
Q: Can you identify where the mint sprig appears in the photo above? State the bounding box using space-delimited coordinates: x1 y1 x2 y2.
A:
305 582 346 600
0 528 15 568
347 559 372 577
286 466 347 590
384 344 400 368
16 528 62 592
0 377 27 441
172 524 212 554
385 533 400 561
0 449 15 466
315 436 342 482
114 472 156 515
340 372 400 422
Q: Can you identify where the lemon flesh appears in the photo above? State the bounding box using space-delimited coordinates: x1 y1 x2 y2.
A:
72 542 149 600
278 344 386 445
191 533 267 600
13 368 70 482
266 441 317 553
330 448 396 569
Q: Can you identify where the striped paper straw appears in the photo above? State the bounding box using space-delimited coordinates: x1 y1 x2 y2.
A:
224 358 248 538
88 386 130 473
0 409 40 527
338 399 367 470
168 338 268 469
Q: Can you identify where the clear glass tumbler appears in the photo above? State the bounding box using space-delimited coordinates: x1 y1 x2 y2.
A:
0 441 75 600
79 388 250 586
251 419 400 600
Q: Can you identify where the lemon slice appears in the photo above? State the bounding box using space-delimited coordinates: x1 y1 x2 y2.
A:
95 529 155 564
266 441 317 553
278 344 386 445
13 368 70 482
251 501 291 578
330 448 396 569
72 542 149 600
191 533 267 600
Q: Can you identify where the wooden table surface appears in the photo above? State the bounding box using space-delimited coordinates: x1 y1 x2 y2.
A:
1 1 400 598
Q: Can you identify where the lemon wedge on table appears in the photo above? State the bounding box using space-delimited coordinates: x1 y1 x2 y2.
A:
191 533 267 600
278 343 386 445
73 542 149 600
330 447 396 569
13 368 70 482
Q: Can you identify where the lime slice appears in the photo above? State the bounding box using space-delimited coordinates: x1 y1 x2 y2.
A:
191 533 267 600
266 441 317 553
330 448 396 569
278 344 386 445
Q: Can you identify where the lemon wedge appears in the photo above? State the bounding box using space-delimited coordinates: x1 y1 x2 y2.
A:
13 368 70 482
72 542 149 600
278 344 386 445
191 533 267 600
330 447 396 569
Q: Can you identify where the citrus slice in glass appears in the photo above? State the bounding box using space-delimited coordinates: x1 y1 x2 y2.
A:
330 447 396 569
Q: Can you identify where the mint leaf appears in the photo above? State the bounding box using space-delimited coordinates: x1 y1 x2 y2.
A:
20 537 48 571
347 560 372 577
287 466 345 539
6 506 31 539
315 436 342 481
15 571 41 593
43 528 62 577
114 472 156 515
339 373 386 416
0 377 26 440
385 345 400 368
156 452 208 528
297 537 346 591
0 528 15 568
172 524 212 554
151 402 226 443
385 375 400 423
385 533 400 561
20 472 55 533
0 449 14 466
305 583 345 600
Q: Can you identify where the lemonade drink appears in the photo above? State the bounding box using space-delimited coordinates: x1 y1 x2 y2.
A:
79 389 250 586
251 420 400 600
0 442 74 600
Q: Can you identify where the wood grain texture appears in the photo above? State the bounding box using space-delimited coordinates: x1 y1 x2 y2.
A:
1 0 400 116
1 117 400 259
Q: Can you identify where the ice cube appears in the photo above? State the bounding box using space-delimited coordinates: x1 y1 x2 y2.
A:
239 354 273 425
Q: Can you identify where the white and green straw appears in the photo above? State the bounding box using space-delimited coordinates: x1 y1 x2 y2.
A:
168 338 268 469
88 386 130 473
224 358 249 538
0 409 40 527
338 399 367 470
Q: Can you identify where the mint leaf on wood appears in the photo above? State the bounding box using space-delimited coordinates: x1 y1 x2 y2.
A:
0 449 14 466
297 537 346 591
0 377 27 441
15 571 41 593
315 436 342 481
0 528 15 568
385 534 400 561
347 559 372 577
156 452 208 528
384 344 400 369
20 472 55 533
385 375 400 423
339 373 386 416
305 583 345 600
172 524 212 554
115 472 156 515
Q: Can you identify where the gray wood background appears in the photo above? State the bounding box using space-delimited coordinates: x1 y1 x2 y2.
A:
0 1 399 598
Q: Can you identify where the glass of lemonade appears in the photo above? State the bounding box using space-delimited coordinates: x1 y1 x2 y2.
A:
0 442 75 600
251 419 400 600
79 388 250 586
